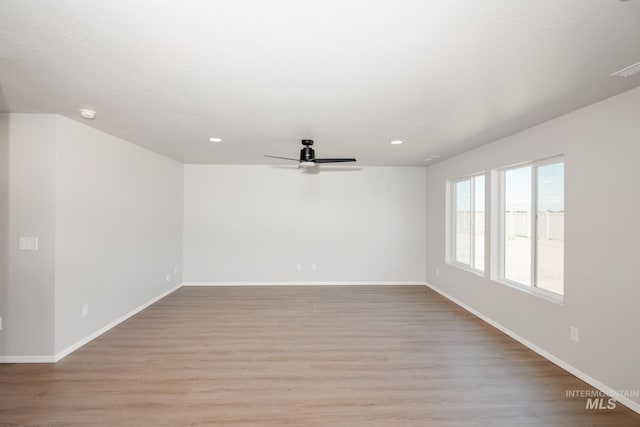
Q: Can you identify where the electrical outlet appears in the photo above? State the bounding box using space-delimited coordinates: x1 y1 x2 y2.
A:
0 316 3 331
173 266 178 274
82 304 89 318
311 263 317 271
166 274 172 282
296 263 302 271
436 268 440 277
570 326 579 342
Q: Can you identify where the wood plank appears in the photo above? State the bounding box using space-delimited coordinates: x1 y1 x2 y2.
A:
1 286 638 426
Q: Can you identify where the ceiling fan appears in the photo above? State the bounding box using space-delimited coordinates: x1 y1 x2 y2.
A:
265 140 356 168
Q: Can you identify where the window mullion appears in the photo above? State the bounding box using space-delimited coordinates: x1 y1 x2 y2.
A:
470 177 475 269
451 182 456 263
531 165 538 288
499 170 505 281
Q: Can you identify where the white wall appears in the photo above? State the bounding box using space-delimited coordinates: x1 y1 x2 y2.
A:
54 116 184 354
0 114 183 359
0 115 10 354
1 114 57 357
184 165 425 284
425 87 640 406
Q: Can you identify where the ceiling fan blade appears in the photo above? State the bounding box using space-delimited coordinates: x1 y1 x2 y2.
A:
314 158 357 163
264 155 299 161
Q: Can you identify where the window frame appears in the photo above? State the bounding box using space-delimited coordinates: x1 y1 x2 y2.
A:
448 172 486 274
498 156 564 301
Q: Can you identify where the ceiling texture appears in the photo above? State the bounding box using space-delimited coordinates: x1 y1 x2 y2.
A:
1 0 640 166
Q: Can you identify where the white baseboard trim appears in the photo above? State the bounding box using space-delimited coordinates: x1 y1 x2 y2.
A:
424 282 640 415
0 355 57 363
52 284 182 363
183 281 425 286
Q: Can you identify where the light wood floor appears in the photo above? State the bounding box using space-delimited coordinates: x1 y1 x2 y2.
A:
1 286 638 426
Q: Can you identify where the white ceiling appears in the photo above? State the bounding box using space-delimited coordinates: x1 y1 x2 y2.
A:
1 0 640 166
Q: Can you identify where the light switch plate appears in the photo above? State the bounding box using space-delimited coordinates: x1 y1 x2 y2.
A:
19 237 38 251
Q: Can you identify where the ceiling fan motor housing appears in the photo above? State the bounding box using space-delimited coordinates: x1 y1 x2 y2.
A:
300 146 315 162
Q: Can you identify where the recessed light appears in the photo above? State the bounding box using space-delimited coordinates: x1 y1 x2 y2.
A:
610 61 640 78
209 137 222 143
391 140 403 145
78 109 96 120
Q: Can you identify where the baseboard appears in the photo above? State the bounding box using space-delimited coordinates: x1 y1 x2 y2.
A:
0 355 57 363
424 282 640 415
52 284 182 362
183 281 425 286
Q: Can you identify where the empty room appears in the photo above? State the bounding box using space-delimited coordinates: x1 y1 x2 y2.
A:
1 1 639 425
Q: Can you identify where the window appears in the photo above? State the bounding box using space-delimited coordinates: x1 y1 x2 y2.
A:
451 174 485 272
501 159 564 296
